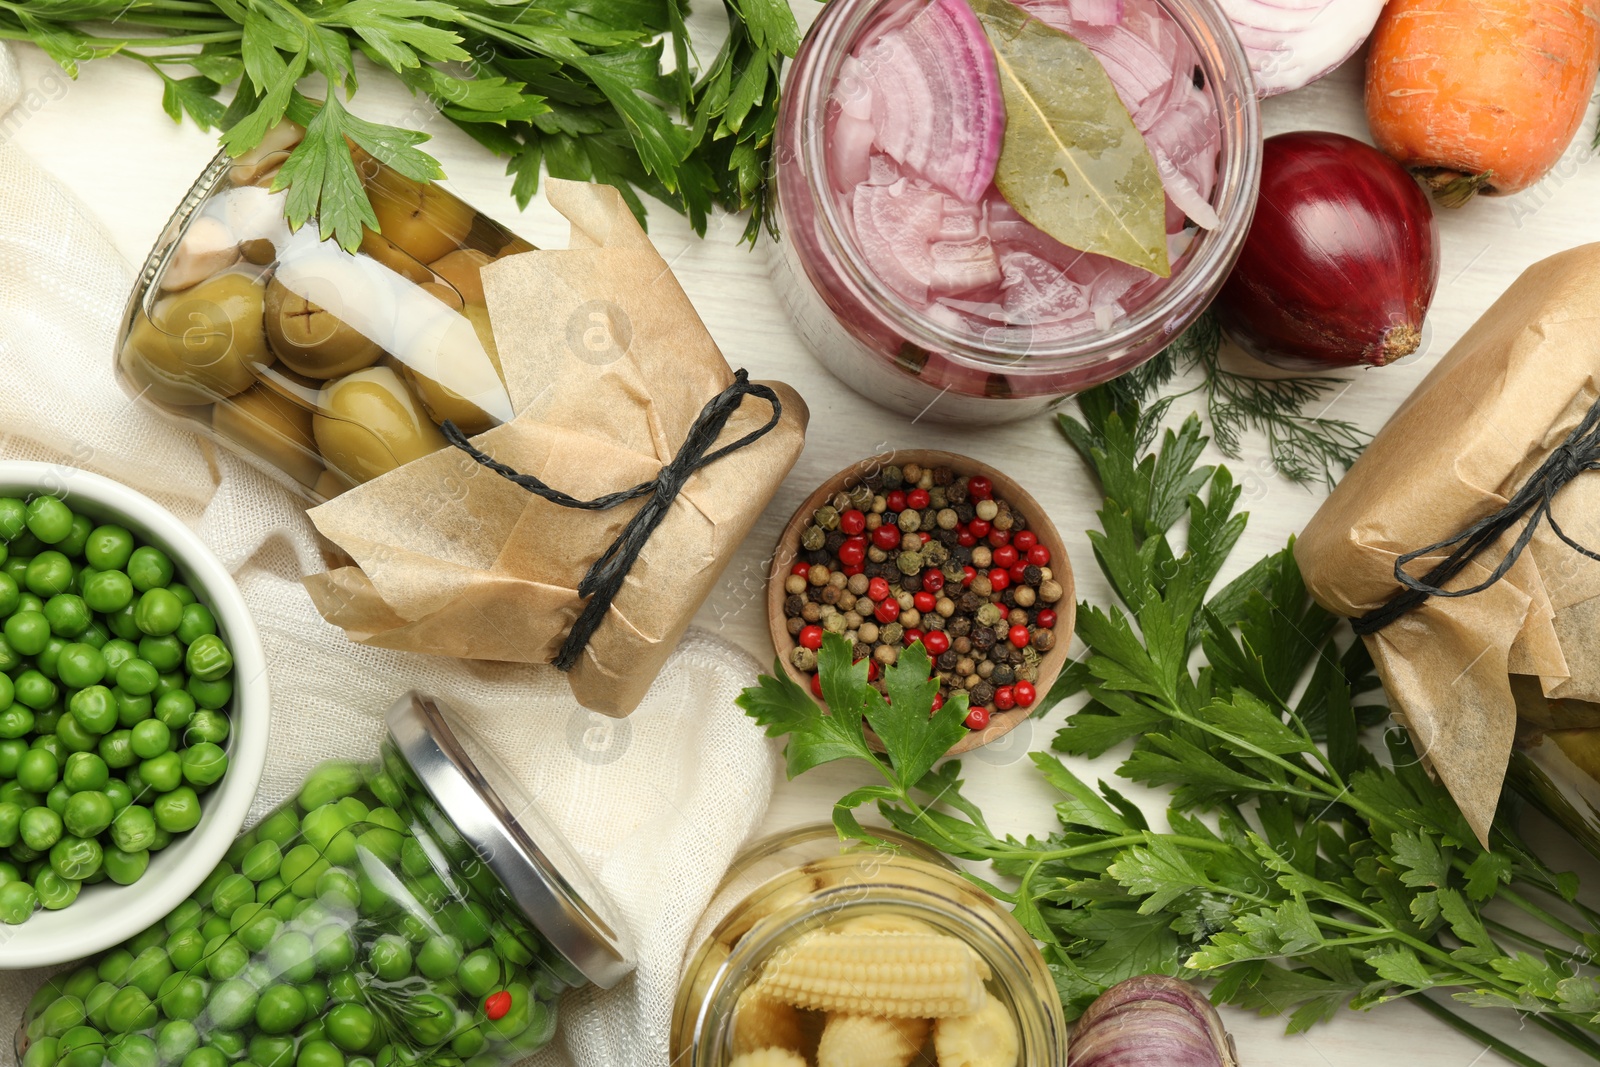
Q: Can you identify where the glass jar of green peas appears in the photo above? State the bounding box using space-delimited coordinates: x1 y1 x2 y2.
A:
15 693 635 1067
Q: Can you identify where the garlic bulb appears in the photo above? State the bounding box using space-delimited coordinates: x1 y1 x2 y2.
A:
1068 975 1237 1067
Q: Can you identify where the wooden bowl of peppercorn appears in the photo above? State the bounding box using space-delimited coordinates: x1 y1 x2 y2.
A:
767 450 1073 756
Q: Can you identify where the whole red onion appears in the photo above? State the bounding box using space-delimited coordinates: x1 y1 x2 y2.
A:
1216 130 1439 371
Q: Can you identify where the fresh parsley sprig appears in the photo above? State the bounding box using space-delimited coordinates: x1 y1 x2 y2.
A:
3 0 800 248
739 388 1600 1067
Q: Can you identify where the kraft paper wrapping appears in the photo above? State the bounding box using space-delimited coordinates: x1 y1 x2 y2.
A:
303 179 808 716
1297 243 1600 843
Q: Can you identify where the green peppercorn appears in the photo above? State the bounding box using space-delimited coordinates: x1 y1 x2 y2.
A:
799 525 825 551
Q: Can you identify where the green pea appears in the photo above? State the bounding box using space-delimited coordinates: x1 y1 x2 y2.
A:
187 676 232 712
182 1049 227 1067
51 716 94 757
204 978 257 1030
298 763 364 811
0 780 41 810
324 1002 377 1053
49 834 102 880
281 844 330 897
204 1032 245 1060
116 658 160 697
109 1032 159 1067
20 805 63 850
125 947 173 1001
256 808 299 846
35 866 81 909
104 777 134 814
115 687 153 726
29 993 86 1039
63 791 114 838
185 634 233 682
0 859 16 886
456 949 501 998
233 841 280 885
311 923 356 972
300 979 329 1016
106 604 140 642
0 635 19 675
140 752 184 794
181 743 228 789
267 930 316 984
229 901 281 952
353 826 402 868
81 568 134 615
44 594 91 639
63 1025 108 1057
176 604 217 645
80 620 110 650
315 867 359 910
85 525 135 571
110 804 157 852
19 1036 59 1067
14 670 58 713
186 711 230 750
211 872 255 918
298 1040 346 1067
128 922 166 956
155 689 196 730
104 985 156 1034
222 829 257 867
157 970 208 1022
16 747 59 792
449 1011 485 1058
64 689 114 739
402 992 457 1046
0 802 20 849
253 983 308 1035
126 547 174 592
130 719 171 760
99 729 135 769
62 750 110 791
167 926 208 970
158 1020 202 1065
154 670 185 697
83 982 117 1029
25 553 74 597
326 972 361 1006
0 703 33 739
135 635 182 675
249 1035 297 1067
416 934 464 980
133 589 183 638
4 609 49 656
0 573 16 617
0 736 25 776
445 902 494 949
268 890 300 921
367 934 412 981
99 638 136 672
24 497 73 544
492 926 536 967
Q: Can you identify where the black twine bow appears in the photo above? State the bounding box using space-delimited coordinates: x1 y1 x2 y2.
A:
1352 398 1600 635
440 369 782 670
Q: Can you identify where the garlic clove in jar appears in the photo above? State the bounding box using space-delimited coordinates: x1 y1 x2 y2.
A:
123 272 267 407
160 216 240 292
230 119 305 187
398 306 511 435
313 366 448 485
212 383 322 487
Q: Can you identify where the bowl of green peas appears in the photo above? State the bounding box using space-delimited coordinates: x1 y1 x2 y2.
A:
0 462 268 967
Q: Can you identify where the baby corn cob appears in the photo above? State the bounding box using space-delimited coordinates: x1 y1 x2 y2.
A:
933 993 1018 1067
755 931 989 1017
816 1014 930 1067
827 914 937 937
733 986 810 1057
728 1050 809 1067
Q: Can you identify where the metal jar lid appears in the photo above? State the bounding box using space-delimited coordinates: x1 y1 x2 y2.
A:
385 691 636 988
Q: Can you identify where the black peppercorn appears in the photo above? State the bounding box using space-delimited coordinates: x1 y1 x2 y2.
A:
853 642 873 662
955 502 975 523
992 665 1015 687
971 681 995 707
953 545 973 566
958 591 985 614
924 612 945 631
864 563 887 579
1001 589 1017 607
784 594 805 617
936 528 959 548
1023 564 1043 586
972 627 995 650
938 649 960 670
805 548 830 566
933 466 954 486
825 530 847 554
901 570 924 592
947 616 971 638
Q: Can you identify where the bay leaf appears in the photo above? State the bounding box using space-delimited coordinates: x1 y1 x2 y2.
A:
969 0 1170 277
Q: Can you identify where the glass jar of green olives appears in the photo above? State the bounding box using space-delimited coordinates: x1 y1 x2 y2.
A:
116 121 530 503
15 693 634 1067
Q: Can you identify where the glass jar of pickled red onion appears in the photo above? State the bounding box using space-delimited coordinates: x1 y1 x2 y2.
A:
669 825 1066 1067
769 0 1260 421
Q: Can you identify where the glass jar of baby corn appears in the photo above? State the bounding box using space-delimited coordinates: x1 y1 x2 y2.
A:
670 825 1067 1067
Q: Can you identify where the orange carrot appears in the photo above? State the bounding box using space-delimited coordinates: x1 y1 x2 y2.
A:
1365 0 1600 205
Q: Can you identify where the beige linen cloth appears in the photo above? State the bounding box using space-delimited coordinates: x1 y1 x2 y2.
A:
0 43 779 1067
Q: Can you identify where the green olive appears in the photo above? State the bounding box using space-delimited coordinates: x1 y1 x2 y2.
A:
212 385 322 488
400 307 508 435
429 250 492 306
264 273 383 381
121 273 265 407
496 236 537 258
358 228 433 286
364 167 475 265
312 367 448 485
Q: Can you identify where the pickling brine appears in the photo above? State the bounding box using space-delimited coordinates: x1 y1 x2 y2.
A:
769 0 1260 420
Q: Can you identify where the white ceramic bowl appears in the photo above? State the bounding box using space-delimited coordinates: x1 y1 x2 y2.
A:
0 462 268 968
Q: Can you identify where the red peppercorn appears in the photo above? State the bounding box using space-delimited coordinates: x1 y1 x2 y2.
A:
913 591 936 612
903 628 924 646
872 525 901 550
1014 531 1038 551
843 564 863 577
968 476 993 501
962 566 977 587
993 545 1019 569
987 529 1011 549
485 992 512 1021
840 509 866 536
989 568 1010 591
886 490 908 512
932 692 945 712
1008 624 1030 647
993 685 1016 711
810 673 824 698
1014 681 1037 708
874 598 900 623
1028 544 1051 567
964 705 991 730
969 518 991 538
1009 562 1028 585
922 569 945 593
1036 608 1057 629
918 531 931 544
922 630 950 656
837 539 866 568
790 562 811 576
908 488 930 510
798 625 823 650
957 529 977 547
861 658 880 681
868 577 890 602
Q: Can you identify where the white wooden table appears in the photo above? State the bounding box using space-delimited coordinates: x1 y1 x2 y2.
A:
10 15 1600 1064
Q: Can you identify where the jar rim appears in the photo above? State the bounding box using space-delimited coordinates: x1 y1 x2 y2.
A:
385 691 636 988
783 0 1262 376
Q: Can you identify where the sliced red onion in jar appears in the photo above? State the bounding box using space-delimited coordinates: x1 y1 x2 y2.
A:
1218 0 1385 97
